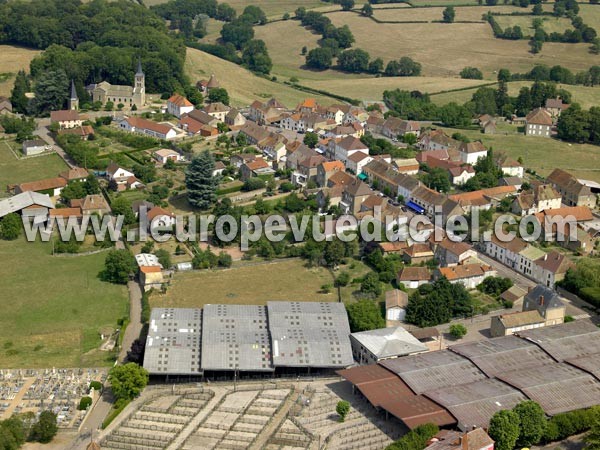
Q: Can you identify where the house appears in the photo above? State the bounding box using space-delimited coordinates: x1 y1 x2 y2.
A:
131 200 154 218
327 170 356 189
500 285 527 307
49 207 83 223
286 145 317 171
0 96 12 114
197 74 220 95
316 185 345 211
435 239 476 267
240 159 274 180
153 149 182 164
15 177 67 197
350 326 427 365
107 163 135 187
458 141 487 165
231 153 260 168
511 184 561 216
378 241 409 255
340 179 373 214
59 168 89 182
416 149 449 164
57 125 95 140
426 428 494 450
500 177 523 190
418 130 459 152
71 194 111 215
317 160 345 187
386 289 408 323
166 94 194 118
402 242 434 265
525 108 552 137
346 151 373 175
382 117 420 139
482 120 496 135
547 168 597 208
363 159 421 200
50 110 82 129
393 158 419 175
203 102 231 122
534 205 594 243
295 155 327 186
213 161 226 177
86 58 145 109
328 136 369 165
119 116 177 140
449 186 518 214
248 98 287 125
522 284 565 326
490 310 545 337
0 191 54 224
22 139 48 156
225 108 246 129
139 266 164 292
545 98 569 121
398 267 431 289
495 153 524 178
532 251 574 288
437 263 496 290
147 206 176 230
126 176 144 190
425 157 475 186
484 235 546 278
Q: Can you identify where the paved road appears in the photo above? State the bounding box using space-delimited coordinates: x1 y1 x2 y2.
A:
118 281 143 363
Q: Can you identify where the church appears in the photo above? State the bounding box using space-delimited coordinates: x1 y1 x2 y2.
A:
85 59 146 109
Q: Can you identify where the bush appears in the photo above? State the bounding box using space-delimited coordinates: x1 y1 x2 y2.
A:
242 178 266 191
89 381 103 392
386 423 439 450
336 400 351 422
78 396 93 410
449 324 467 339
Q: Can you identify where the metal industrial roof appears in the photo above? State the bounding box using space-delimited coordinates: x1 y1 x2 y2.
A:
337 364 398 386
0 191 53 218
201 304 273 372
267 301 353 368
379 350 486 394
566 354 600 380
378 395 457 430
424 378 527 430
517 319 600 362
450 336 555 377
497 363 600 415
144 308 203 375
350 326 428 359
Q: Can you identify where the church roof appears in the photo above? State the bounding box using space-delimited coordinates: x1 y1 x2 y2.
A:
70 80 78 99
136 57 144 76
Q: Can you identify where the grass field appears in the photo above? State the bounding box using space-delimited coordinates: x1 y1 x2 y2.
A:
437 125 600 182
430 81 600 109
185 47 337 107
0 45 40 97
579 4 600 30
151 257 372 308
144 0 326 17
0 238 128 368
371 5 528 22
494 15 572 37
0 140 68 191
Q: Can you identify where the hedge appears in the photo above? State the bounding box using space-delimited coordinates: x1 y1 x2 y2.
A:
217 185 243 195
542 406 600 443
141 292 151 324
385 423 439 450
579 287 600 307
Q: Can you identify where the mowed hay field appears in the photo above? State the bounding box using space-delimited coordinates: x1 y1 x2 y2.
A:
0 141 68 191
0 238 128 368
370 5 530 22
144 0 326 17
185 47 336 107
437 126 600 182
152 259 335 308
0 45 40 97
494 15 572 37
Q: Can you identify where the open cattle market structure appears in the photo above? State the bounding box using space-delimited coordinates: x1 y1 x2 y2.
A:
338 320 600 431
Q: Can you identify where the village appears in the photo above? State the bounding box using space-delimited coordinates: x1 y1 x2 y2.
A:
1 58 600 450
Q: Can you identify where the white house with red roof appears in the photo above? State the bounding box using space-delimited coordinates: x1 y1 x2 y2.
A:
166 94 194 118
119 116 177 140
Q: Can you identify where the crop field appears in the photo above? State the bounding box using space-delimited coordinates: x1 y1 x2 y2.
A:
0 140 68 192
0 45 40 97
437 125 600 183
185 47 336 107
0 238 128 368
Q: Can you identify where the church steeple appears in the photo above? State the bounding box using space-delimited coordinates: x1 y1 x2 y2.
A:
133 57 145 109
69 80 79 111
136 57 144 77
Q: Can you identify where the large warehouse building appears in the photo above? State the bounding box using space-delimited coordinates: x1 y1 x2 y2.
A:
339 320 600 432
144 301 354 376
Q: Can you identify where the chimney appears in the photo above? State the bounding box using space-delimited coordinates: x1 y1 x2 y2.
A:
461 433 469 450
539 295 544 306
528 286 533 293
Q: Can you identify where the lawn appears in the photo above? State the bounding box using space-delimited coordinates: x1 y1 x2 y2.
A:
185 47 337 107
0 140 68 191
150 257 373 308
0 238 128 368
0 45 40 97
437 125 600 182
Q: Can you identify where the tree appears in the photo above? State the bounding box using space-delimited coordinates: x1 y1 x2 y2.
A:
335 271 351 287
242 39 273 74
154 249 172 269
336 401 351 422
498 68 512 82
217 3 237 21
557 104 590 142
361 272 383 297
423 167 451 193
186 151 219 210
242 178 266 191
217 251 233 267
303 132 319 148
368 57 384 74
346 300 385 332
385 60 401 77
306 47 333 70
449 324 467 339
109 363 149 402
242 5 267 24
29 411 57 443
478 276 513 296
340 0 355 11
101 250 136 284
488 410 521 450
133 163 157 183
460 67 484 79
110 196 136 225
0 213 22 241
31 69 69 116
398 57 422 76
443 6 455 23
10 70 30 114
438 102 472 127
324 239 345 267
208 87 230 105
361 3 373 16
338 48 370 73
513 401 546 447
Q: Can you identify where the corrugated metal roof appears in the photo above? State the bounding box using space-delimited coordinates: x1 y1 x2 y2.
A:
350 327 427 359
